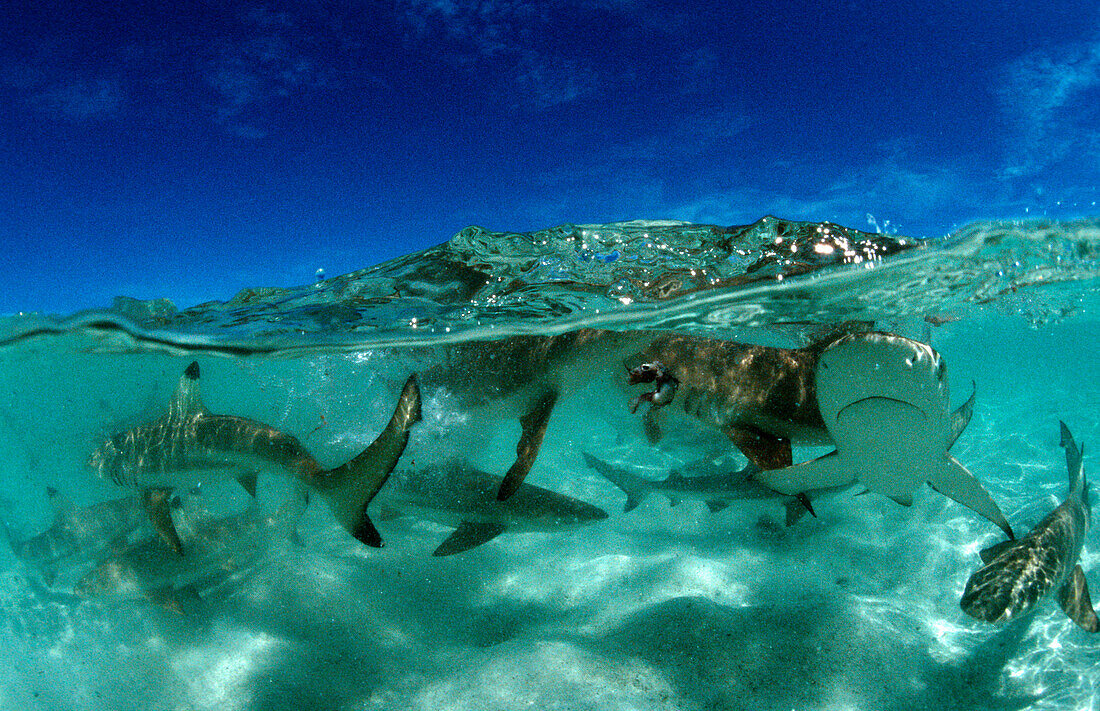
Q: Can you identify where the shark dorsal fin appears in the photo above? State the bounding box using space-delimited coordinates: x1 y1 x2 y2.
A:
169 361 207 422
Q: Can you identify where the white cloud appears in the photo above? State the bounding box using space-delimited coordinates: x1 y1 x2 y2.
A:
30 78 123 121
996 40 1100 178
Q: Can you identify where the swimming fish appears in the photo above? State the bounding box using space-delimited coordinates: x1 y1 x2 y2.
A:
88 361 421 554
582 451 846 525
74 496 304 612
373 459 608 556
750 331 1012 538
3 487 147 584
420 329 651 501
960 422 1097 631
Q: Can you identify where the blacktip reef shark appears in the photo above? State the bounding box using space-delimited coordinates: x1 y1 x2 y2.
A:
960 422 1097 631
88 361 421 554
373 459 608 556
749 331 1013 538
582 452 849 526
74 496 306 613
3 488 147 585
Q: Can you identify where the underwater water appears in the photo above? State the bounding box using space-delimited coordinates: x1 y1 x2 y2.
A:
0 216 1098 711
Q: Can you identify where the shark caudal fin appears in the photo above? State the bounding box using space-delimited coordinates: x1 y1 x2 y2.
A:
315 374 421 548
582 452 650 513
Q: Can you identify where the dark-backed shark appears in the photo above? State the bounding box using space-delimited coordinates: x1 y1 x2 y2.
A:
88 361 421 554
3 488 147 584
749 331 1013 538
74 496 305 612
373 459 608 556
960 422 1097 631
582 452 847 525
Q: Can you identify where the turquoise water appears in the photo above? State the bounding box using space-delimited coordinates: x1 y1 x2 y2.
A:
0 217 1098 710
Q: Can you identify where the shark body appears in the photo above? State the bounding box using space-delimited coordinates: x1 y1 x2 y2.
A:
424 327 854 500
750 331 1012 538
624 331 846 469
374 460 608 556
4 488 147 584
582 452 846 525
74 497 303 612
88 361 421 553
960 422 1097 631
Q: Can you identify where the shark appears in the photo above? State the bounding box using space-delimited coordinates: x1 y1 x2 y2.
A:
582 451 849 525
88 360 421 554
749 331 1013 538
74 495 305 612
960 422 1097 631
419 329 653 501
373 459 608 556
3 488 148 585
622 327 878 470
422 326 862 502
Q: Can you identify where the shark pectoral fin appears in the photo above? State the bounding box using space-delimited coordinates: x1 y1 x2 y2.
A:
235 472 259 498
784 498 809 526
725 426 793 470
888 494 914 507
433 520 507 556
928 456 1014 540
142 488 184 556
642 409 662 444
979 539 1019 564
949 381 977 447
705 499 730 514
752 452 849 496
497 388 559 501
1057 565 1099 633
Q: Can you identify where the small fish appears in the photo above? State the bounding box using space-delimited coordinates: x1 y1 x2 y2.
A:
627 361 680 443
960 422 1097 631
89 361 421 554
374 460 608 556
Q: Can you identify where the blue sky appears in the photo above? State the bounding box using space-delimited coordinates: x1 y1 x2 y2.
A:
2 1 1099 314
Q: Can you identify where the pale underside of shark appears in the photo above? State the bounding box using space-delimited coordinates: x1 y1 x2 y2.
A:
960 422 1097 632
374 460 608 556
751 332 1013 539
88 361 421 554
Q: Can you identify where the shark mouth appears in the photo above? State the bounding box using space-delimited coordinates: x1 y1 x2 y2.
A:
834 396 928 424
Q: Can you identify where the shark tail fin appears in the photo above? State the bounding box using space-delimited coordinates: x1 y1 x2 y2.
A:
1060 421 1086 504
582 452 649 513
316 374 421 548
